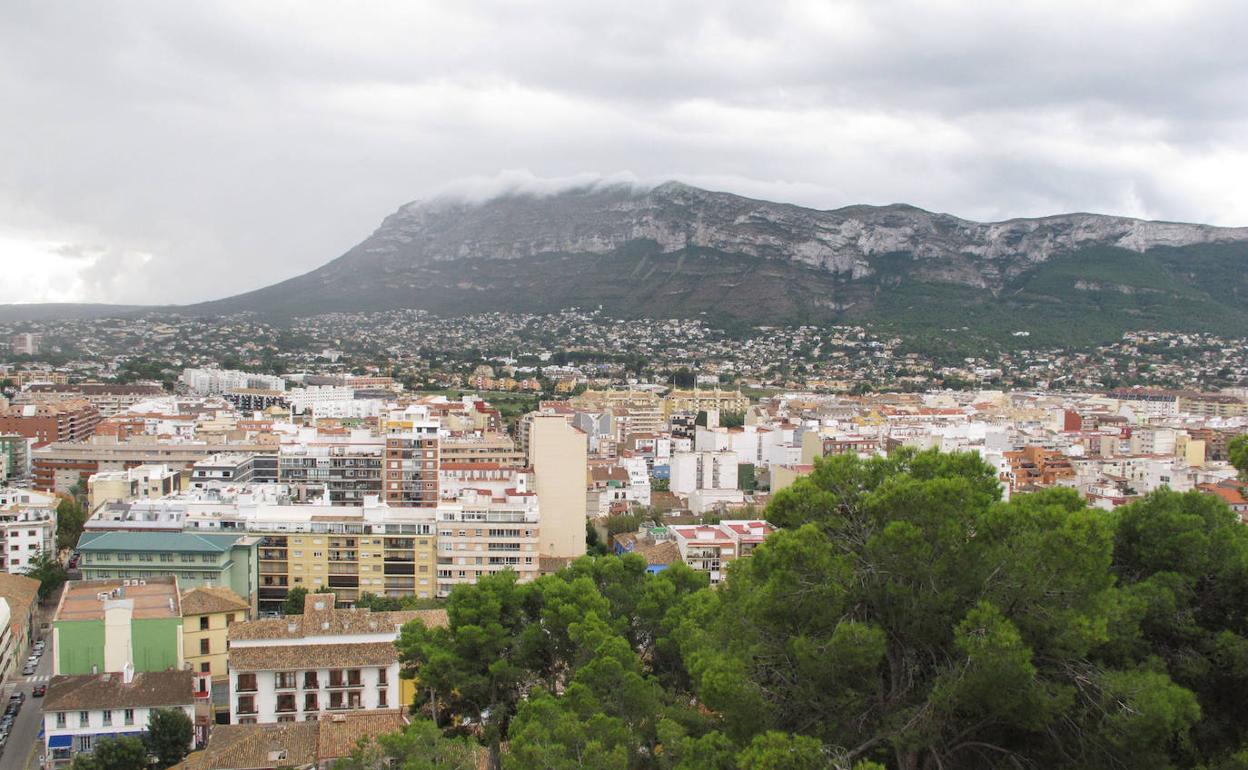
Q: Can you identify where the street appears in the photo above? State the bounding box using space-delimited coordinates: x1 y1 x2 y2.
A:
0 597 56 770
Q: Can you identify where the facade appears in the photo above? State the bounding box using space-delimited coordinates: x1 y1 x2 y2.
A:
669 520 776 585
0 573 40 679
42 669 197 767
0 433 31 486
20 383 165 417
181 369 286 396
0 486 58 573
52 576 185 675
379 407 440 508
227 594 446 724
181 586 251 684
278 440 383 506
223 389 290 413
76 531 259 602
527 414 588 560
32 439 272 494
0 400 101 448
435 488 540 598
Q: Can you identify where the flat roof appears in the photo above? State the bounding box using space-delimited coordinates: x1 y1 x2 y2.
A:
55 576 181 622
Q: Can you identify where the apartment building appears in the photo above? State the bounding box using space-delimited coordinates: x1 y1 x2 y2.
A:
379 407 440 508
227 593 446 724
191 452 278 489
0 400 101 448
20 383 165 417
182 369 286 396
223 389 290 413
33 439 273 494
440 432 524 466
0 434 31 486
278 441 382 506
526 413 587 560
436 488 541 598
75 531 259 602
250 502 438 612
0 487 57 573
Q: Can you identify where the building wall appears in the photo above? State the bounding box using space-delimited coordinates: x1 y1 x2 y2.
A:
230 663 400 724
43 703 195 765
52 620 106 675
183 610 241 681
528 415 587 560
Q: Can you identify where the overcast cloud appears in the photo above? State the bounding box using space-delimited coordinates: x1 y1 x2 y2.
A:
2 0 1247 304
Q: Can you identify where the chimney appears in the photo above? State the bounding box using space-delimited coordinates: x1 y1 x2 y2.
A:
122 661 135 684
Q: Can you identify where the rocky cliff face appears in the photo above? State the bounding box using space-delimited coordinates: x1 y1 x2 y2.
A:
329 180 1248 289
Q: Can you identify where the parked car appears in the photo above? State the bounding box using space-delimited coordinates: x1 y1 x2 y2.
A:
21 664 35 676
32 685 46 697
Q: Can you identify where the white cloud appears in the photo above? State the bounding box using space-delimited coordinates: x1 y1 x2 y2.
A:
0 0 1246 304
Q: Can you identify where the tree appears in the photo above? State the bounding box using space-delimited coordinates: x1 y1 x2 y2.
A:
679 450 1200 769
146 708 194 768
282 586 309 615
57 495 87 553
68 736 148 770
398 571 535 768
22 552 67 601
1230 433 1248 481
334 719 479 770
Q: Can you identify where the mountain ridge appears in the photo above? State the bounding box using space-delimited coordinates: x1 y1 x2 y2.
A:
5 182 1248 347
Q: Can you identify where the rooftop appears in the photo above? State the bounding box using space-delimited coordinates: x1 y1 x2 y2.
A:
181 586 250 617
44 669 195 711
77 530 254 553
55 576 181 622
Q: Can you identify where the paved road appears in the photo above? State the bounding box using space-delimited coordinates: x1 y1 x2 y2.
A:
1 636 53 770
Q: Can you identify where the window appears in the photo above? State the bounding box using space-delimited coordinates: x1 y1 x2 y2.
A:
378 689 388 707
304 693 318 712
347 691 362 709
159 553 173 562
200 662 211 674
181 554 195 562
304 671 319 689
329 670 344 687
56 712 66 728
201 554 215 563
139 553 154 562
276 672 297 689
199 616 210 631
77 736 92 753
102 710 113 726
236 673 257 692
236 696 256 715
124 709 135 725
79 711 90 727
347 669 361 686
200 639 210 655
329 692 344 710
276 693 296 713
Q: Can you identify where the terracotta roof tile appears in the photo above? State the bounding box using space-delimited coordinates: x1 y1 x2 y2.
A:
181 587 250 617
44 670 195 711
228 642 398 672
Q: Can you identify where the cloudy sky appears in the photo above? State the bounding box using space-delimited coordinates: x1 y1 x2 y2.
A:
2 0 1246 305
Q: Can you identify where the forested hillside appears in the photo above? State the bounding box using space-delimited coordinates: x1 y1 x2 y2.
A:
343 447 1248 770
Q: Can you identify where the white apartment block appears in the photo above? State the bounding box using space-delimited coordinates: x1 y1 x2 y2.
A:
669 450 739 497
287 386 382 419
0 487 57 573
181 368 286 396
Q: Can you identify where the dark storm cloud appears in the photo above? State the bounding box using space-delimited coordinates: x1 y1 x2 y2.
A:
1 0 1245 303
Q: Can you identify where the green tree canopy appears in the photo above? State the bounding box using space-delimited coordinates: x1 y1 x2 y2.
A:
68 736 148 770
334 719 479 770
1229 433 1248 480
146 707 194 769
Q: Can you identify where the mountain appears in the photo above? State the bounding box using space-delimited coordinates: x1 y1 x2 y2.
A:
191 181 1248 346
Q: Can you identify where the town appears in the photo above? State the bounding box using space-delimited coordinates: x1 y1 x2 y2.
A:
0 326 1245 768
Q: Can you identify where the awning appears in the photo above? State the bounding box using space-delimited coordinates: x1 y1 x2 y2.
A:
47 735 72 749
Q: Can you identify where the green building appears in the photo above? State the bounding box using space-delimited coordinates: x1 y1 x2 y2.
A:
52 575 185 675
75 531 259 608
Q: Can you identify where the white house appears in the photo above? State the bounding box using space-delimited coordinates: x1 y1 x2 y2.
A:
41 667 196 767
